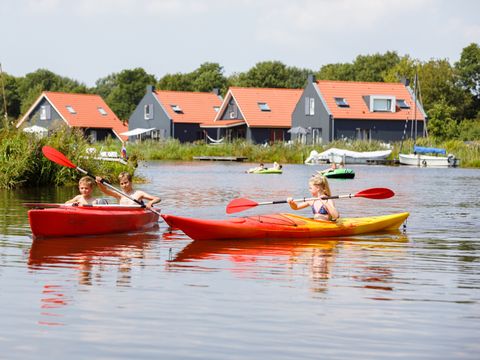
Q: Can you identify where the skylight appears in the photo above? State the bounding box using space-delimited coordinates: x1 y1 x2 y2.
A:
97 107 108 115
334 97 349 107
170 104 183 113
213 106 220 112
258 102 270 111
66 105 76 114
396 99 410 109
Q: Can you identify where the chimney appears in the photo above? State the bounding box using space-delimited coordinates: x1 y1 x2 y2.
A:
212 88 220 96
307 74 316 83
146 85 155 93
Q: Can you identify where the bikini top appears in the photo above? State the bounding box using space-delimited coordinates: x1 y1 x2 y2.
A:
311 199 328 215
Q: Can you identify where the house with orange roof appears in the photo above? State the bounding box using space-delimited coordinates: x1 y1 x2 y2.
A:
291 75 426 144
16 91 128 142
201 87 303 144
126 86 223 142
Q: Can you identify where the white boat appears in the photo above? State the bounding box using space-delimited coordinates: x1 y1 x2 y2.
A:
399 146 459 167
305 148 392 165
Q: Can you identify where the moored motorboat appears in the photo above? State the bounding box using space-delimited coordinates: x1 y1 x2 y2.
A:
162 212 409 241
399 146 459 167
322 168 355 179
305 148 392 165
28 204 159 238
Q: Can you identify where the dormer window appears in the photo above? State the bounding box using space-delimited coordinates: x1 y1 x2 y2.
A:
334 97 349 107
370 95 395 112
396 99 410 109
170 104 183 113
258 102 270 111
66 105 76 114
97 107 108 116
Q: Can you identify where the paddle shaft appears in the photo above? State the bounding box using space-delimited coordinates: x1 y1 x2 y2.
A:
257 194 353 206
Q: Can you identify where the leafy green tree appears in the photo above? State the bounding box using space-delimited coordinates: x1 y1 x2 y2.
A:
191 62 228 93
17 69 88 114
455 43 480 120
317 63 355 81
352 51 401 82
94 73 118 100
157 73 193 92
232 61 311 88
0 72 21 125
383 55 420 83
105 68 157 120
426 100 458 140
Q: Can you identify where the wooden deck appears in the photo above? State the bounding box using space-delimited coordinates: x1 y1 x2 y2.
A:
193 156 248 162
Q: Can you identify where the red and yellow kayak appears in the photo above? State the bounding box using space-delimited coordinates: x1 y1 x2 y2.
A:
28 205 159 238
162 212 409 241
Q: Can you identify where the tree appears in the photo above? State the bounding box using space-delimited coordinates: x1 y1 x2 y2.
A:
455 43 480 120
94 73 118 100
232 61 311 88
191 62 228 93
426 100 458 140
0 72 21 124
157 73 193 92
105 68 157 120
317 63 355 81
351 51 401 82
17 69 88 114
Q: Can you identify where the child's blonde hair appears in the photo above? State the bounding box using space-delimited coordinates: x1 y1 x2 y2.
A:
309 174 332 196
79 176 95 188
118 172 132 181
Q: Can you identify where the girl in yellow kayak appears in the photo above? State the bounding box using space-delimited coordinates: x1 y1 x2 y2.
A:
96 172 161 209
287 174 339 221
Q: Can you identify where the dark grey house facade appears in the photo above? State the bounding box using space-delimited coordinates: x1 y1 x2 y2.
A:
291 75 426 145
127 86 222 143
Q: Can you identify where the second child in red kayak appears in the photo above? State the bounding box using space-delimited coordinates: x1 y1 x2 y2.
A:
65 176 99 206
287 174 339 221
96 172 161 209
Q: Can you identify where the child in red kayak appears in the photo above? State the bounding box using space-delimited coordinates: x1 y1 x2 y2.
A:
287 174 339 221
65 176 99 206
96 172 160 209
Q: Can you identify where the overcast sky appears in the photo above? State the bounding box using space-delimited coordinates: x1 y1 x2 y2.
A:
1 0 479 86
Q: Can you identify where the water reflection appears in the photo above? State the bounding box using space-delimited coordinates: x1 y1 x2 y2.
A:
168 230 408 295
28 231 161 326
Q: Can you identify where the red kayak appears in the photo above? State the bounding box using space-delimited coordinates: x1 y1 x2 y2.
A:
162 212 409 241
28 205 159 238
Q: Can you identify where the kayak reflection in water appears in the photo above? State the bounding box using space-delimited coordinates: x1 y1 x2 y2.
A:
96 172 161 209
65 176 101 206
287 174 339 221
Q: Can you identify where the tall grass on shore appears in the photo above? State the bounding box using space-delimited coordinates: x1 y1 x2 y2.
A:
0 127 136 189
124 138 480 167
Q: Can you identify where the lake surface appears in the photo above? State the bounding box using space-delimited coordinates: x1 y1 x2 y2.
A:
1 161 479 359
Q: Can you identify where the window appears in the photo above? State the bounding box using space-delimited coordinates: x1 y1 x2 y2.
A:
258 102 270 111
170 104 183 113
369 95 395 112
66 105 76 114
334 97 349 107
97 107 108 116
305 97 315 115
312 128 322 144
355 128 371 141
144 104 153 120
396 99 410 109
40 105 51 120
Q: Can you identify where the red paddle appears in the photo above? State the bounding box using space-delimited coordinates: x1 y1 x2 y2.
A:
41 146 161 216
226 188 395 214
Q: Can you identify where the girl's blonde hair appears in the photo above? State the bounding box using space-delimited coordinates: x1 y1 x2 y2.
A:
309 174 332 196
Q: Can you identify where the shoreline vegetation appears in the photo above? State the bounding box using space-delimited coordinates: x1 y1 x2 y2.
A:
1 126 478 190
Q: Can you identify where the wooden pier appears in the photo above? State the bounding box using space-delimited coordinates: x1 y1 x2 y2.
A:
193 156 248 162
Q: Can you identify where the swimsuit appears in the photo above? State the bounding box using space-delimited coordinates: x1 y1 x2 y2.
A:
311 200 328 215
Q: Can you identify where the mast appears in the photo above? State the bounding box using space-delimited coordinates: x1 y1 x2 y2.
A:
0 63 8 127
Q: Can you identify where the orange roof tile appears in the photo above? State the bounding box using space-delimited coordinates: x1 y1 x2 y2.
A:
154 90 222 124
316 80 425 121
208 87 303 128
42 91 128 140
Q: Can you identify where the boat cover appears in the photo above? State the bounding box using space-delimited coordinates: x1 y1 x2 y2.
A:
413 146 446 155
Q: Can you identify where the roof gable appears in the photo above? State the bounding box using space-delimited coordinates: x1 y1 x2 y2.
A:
153 90 222 124
17 91 128 140
315 80 426 121
215 87 303 128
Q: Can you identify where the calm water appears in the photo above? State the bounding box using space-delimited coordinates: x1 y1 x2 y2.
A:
0 161 479 359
